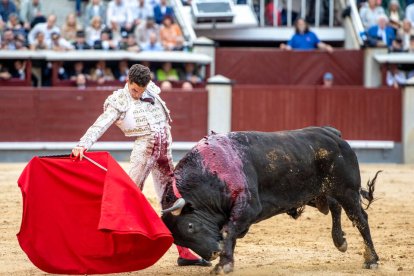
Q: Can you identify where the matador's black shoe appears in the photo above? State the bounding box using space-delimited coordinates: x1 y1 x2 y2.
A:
177 257 212 267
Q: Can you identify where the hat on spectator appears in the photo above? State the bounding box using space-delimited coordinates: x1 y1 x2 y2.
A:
323 72 333 80
76 30 86 38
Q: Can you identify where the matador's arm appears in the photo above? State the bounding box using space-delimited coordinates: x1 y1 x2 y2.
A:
77 106 121 150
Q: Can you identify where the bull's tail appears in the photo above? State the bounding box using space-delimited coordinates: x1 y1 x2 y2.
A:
360 170 382 210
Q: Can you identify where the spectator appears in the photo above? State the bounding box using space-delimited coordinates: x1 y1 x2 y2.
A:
0 62 11 79
0 0 17 22
118 31 140 51
93 28 118 50
406 2 414 26
29 30 47 50
1 28 16 49
20 0 43 30
114 60 129 81
73 30 91 50
15 33 28 50
386 64 406 88
390 36 404 52
265 1 282 26
367 15 395 47
181 81 193 91
135 15 159 45
28 14 60 45
10 60 26 80
55 61 70 80
75 0 82 17
153 0 174 24
49 32 74 51
90 60 115 84
6 12 25 36
179 62 202 84
280 18 333 51
84 0 106 27
160 80 173 90
360 0 386 29
70 61 89 80
76 73 87 89
106 0 133 33
160 16 184 51
322 72 334 87
398 19 414 50
85 15 104 46
61 13 82 43
387 0 403 28
129 0 153 27
156 62 179 81
141 31 163 51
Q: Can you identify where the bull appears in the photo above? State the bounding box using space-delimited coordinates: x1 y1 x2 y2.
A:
161 127 380 274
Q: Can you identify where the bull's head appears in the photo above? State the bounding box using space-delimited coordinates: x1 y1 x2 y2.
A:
162 199 223 261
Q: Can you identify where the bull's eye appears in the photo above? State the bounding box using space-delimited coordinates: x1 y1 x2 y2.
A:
188 223 194 233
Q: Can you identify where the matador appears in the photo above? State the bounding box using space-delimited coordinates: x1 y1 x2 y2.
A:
72 64 210 267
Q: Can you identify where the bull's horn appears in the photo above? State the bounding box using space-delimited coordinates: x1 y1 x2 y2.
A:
161 198 186 216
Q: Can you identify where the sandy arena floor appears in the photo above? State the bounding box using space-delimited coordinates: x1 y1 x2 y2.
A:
0 162 413 276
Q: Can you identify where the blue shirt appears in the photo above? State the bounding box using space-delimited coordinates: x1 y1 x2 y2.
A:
287 31 321 50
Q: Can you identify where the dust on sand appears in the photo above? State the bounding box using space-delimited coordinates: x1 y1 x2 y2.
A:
1 163 413 275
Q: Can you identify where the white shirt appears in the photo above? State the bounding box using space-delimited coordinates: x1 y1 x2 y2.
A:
28 23 60 45
406 4 414 26
106 0 132 27
387 70 406 86
128 1 154 21
360 5 385 29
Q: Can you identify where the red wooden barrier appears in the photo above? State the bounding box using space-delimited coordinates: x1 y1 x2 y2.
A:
0 87 207 142
232 85 402 141
215 48 364 86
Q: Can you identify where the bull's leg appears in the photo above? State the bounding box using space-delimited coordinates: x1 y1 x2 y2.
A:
212 223 237 274
328 198 347 252
338 190 379 269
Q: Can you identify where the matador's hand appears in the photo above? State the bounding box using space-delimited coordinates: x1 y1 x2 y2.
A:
72 146 86 160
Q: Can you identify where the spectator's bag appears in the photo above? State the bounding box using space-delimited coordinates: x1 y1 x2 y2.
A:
17 152 173 274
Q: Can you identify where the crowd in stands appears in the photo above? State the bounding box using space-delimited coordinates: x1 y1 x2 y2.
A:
0 0 204 88
0 0 185 52
358 0 414 51
357 0 414 87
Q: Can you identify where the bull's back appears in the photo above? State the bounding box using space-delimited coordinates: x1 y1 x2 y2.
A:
229 127 360 216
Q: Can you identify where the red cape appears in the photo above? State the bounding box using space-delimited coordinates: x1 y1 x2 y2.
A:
17 152 173 274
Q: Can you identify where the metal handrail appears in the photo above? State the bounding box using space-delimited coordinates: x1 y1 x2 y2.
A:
348 0 366 46
170 0 197 44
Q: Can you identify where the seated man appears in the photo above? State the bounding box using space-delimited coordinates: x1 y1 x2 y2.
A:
366 15 395 48
280 18 333 52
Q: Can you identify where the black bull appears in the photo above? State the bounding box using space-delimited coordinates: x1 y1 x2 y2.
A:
161 127 380 274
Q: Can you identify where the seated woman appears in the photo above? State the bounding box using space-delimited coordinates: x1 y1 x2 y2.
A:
159 16 184 51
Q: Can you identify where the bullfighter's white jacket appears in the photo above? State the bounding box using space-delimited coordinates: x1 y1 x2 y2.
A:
77 81 172 150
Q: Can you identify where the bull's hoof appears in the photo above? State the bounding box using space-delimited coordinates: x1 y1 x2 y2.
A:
211 263 234 274
363 262 379 269
337 240 348 253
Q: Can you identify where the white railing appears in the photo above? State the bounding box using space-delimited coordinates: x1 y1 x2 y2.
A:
347 0 366 46
170 0 197 44
257 0 337 27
